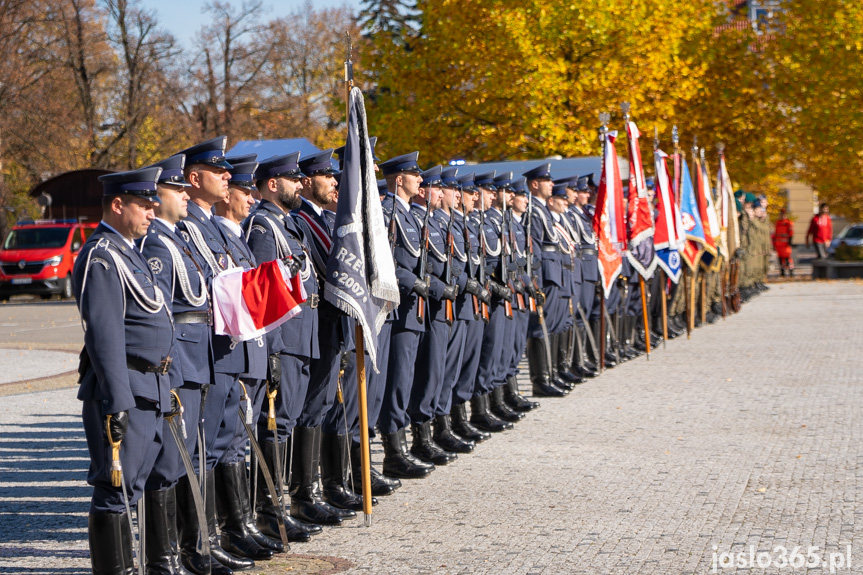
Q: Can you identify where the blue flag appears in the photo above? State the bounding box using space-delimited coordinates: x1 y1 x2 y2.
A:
679 158 706 270
323 87 399 372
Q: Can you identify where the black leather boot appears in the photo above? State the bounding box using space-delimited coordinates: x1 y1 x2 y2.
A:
145 488 194 575
255 439 321 544
215 462 273 561
526 337 568 397
310 426 355 521
206 468 255 571
176 474 232 575
503 375 540 412
556 328 585 384
469 393 512 432
381 429 434 479
410 420 457 465
236 461 283 553
576 325 599 376
549 333 576 390
489 386 524 422
450 402 491 442
350 439 401 496
321 433 376 511
88 511 133 575
165 486 195 575
289 426 345 526
432 414 475 453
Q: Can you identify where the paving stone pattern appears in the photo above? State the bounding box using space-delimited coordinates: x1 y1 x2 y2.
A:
0 281 861 574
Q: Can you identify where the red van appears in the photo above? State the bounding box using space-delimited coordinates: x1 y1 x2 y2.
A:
0 220 97 300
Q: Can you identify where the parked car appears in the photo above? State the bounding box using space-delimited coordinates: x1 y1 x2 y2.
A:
0 220 97 300
828 223 863 256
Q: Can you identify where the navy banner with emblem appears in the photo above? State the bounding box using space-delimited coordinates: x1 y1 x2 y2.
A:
323 87 399 372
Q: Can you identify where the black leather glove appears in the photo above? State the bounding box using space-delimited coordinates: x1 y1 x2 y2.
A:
281 256 302 276
478 285 492 305
168 391 182 418
465 278 482 296
536 290 546 307
525 280 538 300
267 354 282 393
490 280 512 300
442 284 458 301
512 277 526 295
105 410 129 444
412 277 430 299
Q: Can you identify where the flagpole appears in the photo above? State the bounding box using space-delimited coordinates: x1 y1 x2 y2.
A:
672 126 691 340
597 112 610 372
689 138 699 334
344 33 373 527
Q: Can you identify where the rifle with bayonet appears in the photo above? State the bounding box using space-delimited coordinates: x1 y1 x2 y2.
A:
525 191 539 313
507 208 527 312
444 204 456 327
416 198 432 325
460 194 483 321
477 188 491 323
499 188 514 320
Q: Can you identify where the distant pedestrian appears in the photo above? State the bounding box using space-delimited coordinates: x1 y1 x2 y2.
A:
806 203 832 259
773 208 794 276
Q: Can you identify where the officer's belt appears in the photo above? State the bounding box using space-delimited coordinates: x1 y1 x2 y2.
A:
300 293 319 309
174 311 213 325
127 355 172 375
581 247 597 256
541 245 560 252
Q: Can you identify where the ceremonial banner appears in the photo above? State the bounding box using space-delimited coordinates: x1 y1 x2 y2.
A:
679 158 707 270
323 87 399 372
693 155 718 269
624 121 657 279
593 131 624 299
653 149 683 283
212 259 305 341
716 151 740 257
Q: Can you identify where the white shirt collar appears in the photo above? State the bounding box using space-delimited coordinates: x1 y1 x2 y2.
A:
532 196 547 207
301 196 323 216
214 216 242 238
154 217 176 233
395 195 410 211
100 221 135 248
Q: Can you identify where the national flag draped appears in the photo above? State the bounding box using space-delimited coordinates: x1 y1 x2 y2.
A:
323 87 399 372
623 121 657 279
593 131 624 298
679 157 707 270
212 259 306 341
653 149 683 284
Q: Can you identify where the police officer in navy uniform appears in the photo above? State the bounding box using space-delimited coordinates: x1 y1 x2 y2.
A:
407 165 459 465
294 149 370 514
523 163 571 397
569 175 600 377
503 178 541 412
376 152 435 479
428 167 479 454
137 155 223 575
243 153 331 539
173 137 259 573
75 166 174 575
446 173 493 443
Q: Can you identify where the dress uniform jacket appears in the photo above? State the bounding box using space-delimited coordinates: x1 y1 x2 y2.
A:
388 195 427 332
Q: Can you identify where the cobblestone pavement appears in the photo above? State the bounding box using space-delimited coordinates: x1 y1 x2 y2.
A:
0 281 861 574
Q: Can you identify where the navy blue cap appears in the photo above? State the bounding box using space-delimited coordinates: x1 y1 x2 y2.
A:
149 154 190 188
178 136 232 170
474 171 497 190
551 183 569 197
334 136 381 169
379 152 421 176
457 173 477 192
299 149 338 177
441 167 459 187
581 173 598 188
494 171 515 191
553 176 579 190
99 166 162 201
377 179 388 195
226 154 258 191
522 163 552 181
255 152 303 181
645 177 655 189
420 165 443 187
512 177 527 195
575 176 590 192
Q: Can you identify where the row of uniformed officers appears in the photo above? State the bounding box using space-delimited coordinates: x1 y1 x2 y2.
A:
74 136 756 574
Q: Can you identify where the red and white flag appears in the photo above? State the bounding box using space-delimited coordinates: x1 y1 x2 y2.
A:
624 121 657 279
212 259 306 341
593 131 624 299
653 149 683 284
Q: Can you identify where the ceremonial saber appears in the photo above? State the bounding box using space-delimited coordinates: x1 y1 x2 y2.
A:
639 275 650 360
345 32 372 526
660 270 668 349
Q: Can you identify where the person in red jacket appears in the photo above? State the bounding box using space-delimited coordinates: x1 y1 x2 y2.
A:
773 208 794 276
806 203 833 259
